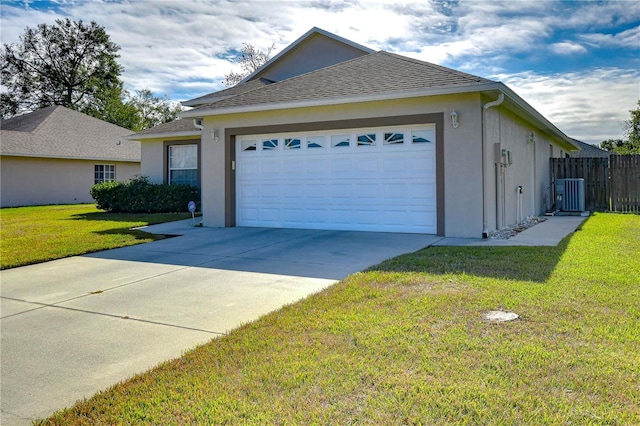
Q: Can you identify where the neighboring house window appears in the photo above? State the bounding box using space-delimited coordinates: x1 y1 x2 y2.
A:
168 144 198 186
94 164 115 184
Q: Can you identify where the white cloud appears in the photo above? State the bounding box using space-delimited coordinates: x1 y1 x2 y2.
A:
494 68 640 143
550 41 588 55
580 26 640 49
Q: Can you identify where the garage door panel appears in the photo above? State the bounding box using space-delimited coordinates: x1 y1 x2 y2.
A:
237 125 437 234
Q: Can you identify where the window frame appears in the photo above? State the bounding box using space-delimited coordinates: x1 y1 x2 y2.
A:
94 164 116 184
164 140 201 187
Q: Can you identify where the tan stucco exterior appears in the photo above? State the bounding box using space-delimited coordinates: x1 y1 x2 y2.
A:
0 156 140 207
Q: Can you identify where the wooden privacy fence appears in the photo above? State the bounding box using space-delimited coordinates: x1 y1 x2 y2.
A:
551 155 640 213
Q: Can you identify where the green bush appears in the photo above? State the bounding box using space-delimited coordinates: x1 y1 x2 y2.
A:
90 176 200 213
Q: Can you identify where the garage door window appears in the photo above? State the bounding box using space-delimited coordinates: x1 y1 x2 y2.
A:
412 130 433 143
307 136 325 148
331 134 350 148
169 144 198 186
357 133 376 146
263 139 278 151
285 138 301 150
384 132 405 145
241 140 257 151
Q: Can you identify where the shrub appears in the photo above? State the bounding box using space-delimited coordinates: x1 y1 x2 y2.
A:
90 176 200 213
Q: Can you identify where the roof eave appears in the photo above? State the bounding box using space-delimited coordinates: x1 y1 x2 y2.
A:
1 152 140 162
493 83 578 151
180 82 500 118
125 130 201 141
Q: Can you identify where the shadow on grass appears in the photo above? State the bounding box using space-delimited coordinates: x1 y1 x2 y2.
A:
367 234 575 283
91 227 172 241
70 211 193 225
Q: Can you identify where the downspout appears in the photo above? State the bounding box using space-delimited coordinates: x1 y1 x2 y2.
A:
481 93 504 238
193 118 204 130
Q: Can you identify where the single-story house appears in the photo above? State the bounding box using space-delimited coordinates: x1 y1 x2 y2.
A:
1 105 140 207
130 27 577 238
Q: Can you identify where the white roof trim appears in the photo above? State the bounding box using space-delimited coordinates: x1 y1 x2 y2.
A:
180 82 499 118
239 27 374 84
124 130 201 141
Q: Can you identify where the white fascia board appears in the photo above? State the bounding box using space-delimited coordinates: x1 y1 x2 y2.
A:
239 27 375 85
180 82 499 118
124 130 201 141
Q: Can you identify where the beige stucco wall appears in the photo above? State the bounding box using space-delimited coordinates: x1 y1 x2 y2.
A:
140 139 165 183
200 93 486 238
483 106 565 231
0 156 140 207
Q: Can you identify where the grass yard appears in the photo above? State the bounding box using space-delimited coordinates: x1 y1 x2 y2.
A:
0 204 191 270
40 213 639 425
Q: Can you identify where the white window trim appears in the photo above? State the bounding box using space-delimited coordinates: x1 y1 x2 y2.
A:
94 164 116 184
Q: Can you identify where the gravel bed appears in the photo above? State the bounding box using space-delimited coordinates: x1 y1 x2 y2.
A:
488 216 548 240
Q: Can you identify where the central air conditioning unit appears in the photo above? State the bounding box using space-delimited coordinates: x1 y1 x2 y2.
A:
555 178 585 212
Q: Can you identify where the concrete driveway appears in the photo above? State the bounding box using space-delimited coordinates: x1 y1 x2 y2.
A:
1 222 439 424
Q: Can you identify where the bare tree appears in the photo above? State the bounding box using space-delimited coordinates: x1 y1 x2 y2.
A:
223 42 276 87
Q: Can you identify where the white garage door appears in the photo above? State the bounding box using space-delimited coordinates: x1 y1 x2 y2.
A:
236 125 437 234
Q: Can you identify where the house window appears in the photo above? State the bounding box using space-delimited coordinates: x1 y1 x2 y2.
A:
94 164 115 184
169 144 198 186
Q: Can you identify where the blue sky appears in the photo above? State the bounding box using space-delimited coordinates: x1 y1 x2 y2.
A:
1 0 639 143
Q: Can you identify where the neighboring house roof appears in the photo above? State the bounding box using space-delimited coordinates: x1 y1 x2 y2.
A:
183 51 492 115
1 105 139 162
130 117 202 139
570 139 610 158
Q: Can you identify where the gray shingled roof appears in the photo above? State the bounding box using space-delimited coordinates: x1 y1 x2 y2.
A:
570 139 610 158
132 117 202 137
189 51 493 113
1 105 139 162
182 78 274 106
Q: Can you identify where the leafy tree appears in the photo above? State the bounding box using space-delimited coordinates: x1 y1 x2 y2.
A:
129 89 183 131
223 42 276 87
1 18 123 117
600 101 640 154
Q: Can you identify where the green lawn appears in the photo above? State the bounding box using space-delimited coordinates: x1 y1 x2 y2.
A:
0 204 191 270
39 213 640 425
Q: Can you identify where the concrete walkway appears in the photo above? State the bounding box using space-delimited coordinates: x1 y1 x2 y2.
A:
0 215 586 424
435 215 587 247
